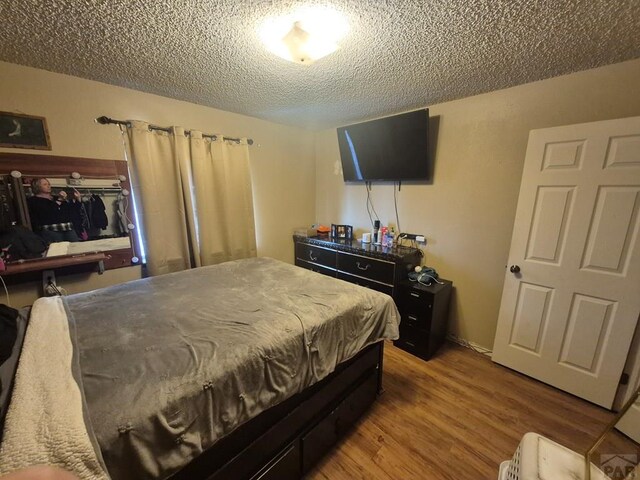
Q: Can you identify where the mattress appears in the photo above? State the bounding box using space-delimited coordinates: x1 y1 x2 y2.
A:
1 257 400 480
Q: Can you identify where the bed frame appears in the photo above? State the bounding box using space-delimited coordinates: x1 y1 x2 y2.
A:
170 341 385 480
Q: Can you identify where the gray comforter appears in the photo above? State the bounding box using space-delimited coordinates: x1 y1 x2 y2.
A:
65 257 400 479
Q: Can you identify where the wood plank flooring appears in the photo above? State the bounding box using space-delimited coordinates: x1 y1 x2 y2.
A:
307 341 638 480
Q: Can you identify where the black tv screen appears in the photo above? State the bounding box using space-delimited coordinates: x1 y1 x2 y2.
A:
337 109 429 182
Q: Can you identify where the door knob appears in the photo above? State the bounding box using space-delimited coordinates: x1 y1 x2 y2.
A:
510 265 521 274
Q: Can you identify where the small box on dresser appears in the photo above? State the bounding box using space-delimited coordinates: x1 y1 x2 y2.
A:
394 278 453 360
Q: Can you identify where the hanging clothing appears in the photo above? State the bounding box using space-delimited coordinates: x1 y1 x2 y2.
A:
90 194 108 230
116 196 129 235
68 199 90 240
79 202 91 240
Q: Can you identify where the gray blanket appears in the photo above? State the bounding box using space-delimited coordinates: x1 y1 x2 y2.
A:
66 257 399 479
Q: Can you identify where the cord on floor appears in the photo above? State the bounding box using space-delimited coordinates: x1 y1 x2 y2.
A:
447 334 493 356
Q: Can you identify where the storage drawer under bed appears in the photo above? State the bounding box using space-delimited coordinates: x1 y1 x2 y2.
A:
301 368 379 472
251 442 301 480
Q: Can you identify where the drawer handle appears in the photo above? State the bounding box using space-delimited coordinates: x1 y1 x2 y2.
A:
356 262 370 271
408 315 418 321
309 251 318 262
406 341 416 347
410 292 420 298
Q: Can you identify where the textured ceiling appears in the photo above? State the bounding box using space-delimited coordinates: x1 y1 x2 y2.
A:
1 0 639 130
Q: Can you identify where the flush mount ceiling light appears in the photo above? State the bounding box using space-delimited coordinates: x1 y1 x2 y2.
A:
259 6 349 65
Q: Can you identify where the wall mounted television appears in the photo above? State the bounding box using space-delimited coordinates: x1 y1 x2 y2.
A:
337 109 429 182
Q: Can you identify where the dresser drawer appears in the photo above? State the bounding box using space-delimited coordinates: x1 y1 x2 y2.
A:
398 284 434 309
295 242 337 269
394 324 429 355
296 259 336 277
400 310 431 330
337 271 394 296
397 289 433 329
337 252 395 285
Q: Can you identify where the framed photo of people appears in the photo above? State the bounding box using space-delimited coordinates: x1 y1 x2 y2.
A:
331 224 353 240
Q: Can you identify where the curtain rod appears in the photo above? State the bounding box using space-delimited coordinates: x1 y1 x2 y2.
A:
95 116 254 145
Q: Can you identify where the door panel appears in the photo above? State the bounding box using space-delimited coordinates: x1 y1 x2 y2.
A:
581 187 639 273
493 116 640 408
542 140 585 169
558 294 614 373
509 283 553 353
526 186 575 263
605 134 640 168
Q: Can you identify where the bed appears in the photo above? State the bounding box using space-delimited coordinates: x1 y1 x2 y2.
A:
0 257 400 480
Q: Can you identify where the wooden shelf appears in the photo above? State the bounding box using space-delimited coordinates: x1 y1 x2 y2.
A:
2 252 107 276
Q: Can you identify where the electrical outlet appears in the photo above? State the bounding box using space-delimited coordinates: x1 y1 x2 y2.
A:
42 270 56 296
400 233 427 244
44 284 59 296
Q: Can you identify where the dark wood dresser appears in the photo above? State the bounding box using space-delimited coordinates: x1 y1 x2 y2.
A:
293 235 453 360
293 235 421 298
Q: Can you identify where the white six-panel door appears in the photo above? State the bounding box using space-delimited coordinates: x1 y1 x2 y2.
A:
492 116 640 409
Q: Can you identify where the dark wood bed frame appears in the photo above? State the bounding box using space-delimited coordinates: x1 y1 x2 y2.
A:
170 341 385 480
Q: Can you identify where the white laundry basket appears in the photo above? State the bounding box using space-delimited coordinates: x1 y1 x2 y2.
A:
497 433 609 480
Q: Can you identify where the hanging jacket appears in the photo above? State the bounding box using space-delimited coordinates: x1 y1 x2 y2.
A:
90 194 109 230
68 199 90 239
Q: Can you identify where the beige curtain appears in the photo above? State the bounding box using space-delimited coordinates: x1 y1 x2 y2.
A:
125 121 256 275
189 132 257 266
126 122 191 276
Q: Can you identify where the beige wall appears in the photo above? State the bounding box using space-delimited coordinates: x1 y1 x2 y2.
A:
0 61 316 307
315 59 640 349
3 59 639 338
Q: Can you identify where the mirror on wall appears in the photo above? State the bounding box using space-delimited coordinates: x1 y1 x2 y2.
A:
0 153 139 271
20 175 132 256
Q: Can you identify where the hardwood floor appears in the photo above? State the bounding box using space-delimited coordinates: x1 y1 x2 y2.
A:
307 341 638 480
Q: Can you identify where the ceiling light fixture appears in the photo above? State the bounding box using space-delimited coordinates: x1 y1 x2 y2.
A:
259 6 349 65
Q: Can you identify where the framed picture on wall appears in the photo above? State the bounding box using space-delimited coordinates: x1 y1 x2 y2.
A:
0 112 51 150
